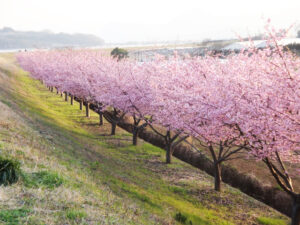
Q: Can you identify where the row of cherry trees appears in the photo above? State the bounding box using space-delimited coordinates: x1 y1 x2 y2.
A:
17 26 300 223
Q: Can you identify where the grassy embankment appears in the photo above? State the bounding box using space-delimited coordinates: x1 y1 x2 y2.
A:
0 53 289 224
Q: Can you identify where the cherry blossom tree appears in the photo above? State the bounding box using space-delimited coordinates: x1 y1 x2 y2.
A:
216 22 300 223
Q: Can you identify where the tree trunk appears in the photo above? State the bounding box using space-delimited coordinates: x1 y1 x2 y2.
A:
80 100 83 110
111 122 116 135
99 113 103 126
292 195 300 225
51 87 54 92
166 144 172 164
85 102 90 117
132 128 138 145
56 88 59 94
70 95 74 105
60 92 63 97
64 92 68 101
132 116 141 146
214 162 222 192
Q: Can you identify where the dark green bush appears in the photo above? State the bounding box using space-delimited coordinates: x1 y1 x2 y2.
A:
0 156 20 186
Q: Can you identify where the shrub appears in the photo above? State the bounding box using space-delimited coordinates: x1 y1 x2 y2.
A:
0 156 21 186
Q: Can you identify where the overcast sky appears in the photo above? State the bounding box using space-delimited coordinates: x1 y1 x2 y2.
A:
1 0 300 43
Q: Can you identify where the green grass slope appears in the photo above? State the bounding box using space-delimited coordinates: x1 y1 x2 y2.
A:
0 53 289 225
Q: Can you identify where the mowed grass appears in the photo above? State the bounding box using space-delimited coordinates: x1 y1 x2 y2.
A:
0 53 289 224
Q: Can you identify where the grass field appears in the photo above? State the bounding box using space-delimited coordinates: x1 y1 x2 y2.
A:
0 53 289 224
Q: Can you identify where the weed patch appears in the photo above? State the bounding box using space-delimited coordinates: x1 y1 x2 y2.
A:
66 209 87 220
0 208 31 224
22 170 64 189
169 186 188 195
257 217 287 225
175 212 193 225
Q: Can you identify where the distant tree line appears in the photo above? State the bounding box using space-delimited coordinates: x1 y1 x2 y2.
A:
0 27 104 50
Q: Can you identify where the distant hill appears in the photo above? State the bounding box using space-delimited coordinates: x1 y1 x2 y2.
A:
0 27 104 50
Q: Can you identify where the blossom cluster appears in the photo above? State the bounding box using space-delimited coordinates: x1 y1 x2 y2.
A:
17 32 300 174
